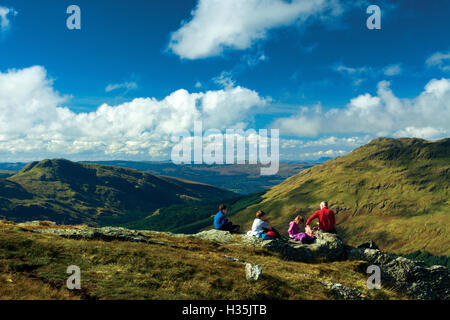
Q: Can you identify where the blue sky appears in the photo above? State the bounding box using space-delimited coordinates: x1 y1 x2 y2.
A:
0 0 449 162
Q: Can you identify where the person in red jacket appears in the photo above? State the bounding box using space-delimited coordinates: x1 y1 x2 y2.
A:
306 201 337 234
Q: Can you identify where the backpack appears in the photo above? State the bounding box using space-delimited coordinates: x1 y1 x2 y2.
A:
264 231 277 237
261 233 275 240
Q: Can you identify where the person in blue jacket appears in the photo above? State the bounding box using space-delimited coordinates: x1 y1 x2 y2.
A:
214 204 240 233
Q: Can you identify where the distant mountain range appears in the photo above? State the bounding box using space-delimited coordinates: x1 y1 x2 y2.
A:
0 161 312 194
229 137 450 256
81 161 312 194
0 159 235 226
0 137 448 258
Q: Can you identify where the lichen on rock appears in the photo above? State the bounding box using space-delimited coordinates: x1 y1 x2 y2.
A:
346 246 450 300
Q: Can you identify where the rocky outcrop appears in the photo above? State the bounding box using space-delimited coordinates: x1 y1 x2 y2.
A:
322 282 365 300
346 246 450 300
357 240 379 250
193 229 235 243
193 229 344 262
35 227 345 262
33 226 180 248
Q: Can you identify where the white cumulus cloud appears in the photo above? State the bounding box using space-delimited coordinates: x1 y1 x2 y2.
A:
273 78 450 140
0 66 267 161
168 0 344 59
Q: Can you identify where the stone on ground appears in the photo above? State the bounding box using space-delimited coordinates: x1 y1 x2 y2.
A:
245 263 263 281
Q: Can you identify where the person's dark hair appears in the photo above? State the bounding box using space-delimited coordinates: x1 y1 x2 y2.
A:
256 210 266 219
219 204 227 212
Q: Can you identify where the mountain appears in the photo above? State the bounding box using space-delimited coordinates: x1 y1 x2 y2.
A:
82 161 311 194
0 161 309 194
229 137 450 256
0 159 235 226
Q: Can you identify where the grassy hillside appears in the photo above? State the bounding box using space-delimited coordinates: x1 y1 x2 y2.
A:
1 159 235 226
404 250 449 269
230 138 450 256
0 221 405 300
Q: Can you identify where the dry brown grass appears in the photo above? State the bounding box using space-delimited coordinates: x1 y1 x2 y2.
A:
0 222 406 300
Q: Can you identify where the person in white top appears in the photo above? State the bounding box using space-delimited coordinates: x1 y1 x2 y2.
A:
246 210 280 238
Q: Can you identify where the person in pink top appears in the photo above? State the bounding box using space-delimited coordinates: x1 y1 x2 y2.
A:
288 215 303 238
288 215 316 244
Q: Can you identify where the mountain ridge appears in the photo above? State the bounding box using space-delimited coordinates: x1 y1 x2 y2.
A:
0 137 448 256
1 159 235 226
0 160 311 194
229 137 450 256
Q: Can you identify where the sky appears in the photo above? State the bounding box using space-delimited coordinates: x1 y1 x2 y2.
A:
0 0 449 162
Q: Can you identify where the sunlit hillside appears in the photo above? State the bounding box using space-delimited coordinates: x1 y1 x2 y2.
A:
230 138 450 256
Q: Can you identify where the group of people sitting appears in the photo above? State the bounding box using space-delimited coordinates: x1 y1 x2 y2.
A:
213 201 336 244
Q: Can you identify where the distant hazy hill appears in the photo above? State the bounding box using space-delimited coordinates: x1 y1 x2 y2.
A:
0 163 26 171
0 161 311 194
230 137 450 256
82 161 312 194
0 170 16 178
0 159 235 226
